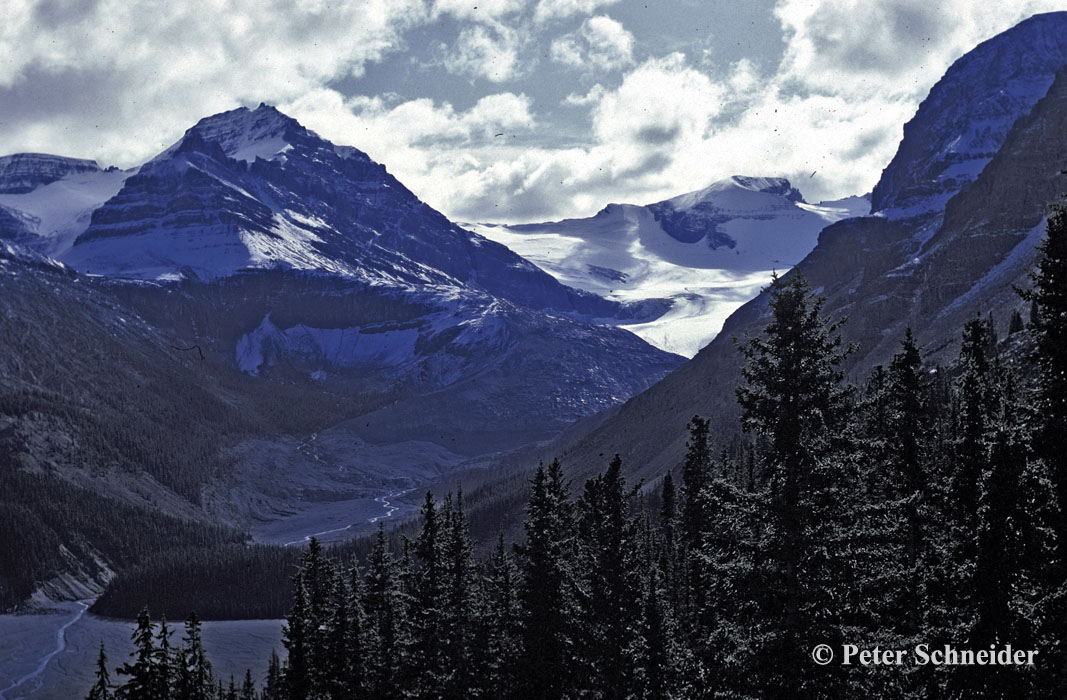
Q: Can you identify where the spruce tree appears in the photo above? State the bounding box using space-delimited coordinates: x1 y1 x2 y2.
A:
282 571 314 700
153 616 175 700
86 643 114 700
178 612 213 700
516 458 576 700
953 316 998 538
262 650 283 700
116 608 156 700
680 416 713 548
575 455 642 698
240 670 255 700
324 568 353 699
410 491 446 697
657 470 682 619
886 329 932 636
960 373 1035 697
345 560 369 696
735 272 856 697
1019 194 1067 696
441 488 481 698
484 533 521 698
364 523 406 698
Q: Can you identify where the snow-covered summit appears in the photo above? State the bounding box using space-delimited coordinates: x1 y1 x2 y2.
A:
662 176 804 212
154 103 310 165
469 176 868 356
0 105 638 324
872 11 1067 219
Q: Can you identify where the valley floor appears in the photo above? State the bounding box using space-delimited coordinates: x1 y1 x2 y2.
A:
254 487 417 547
0 603 283 700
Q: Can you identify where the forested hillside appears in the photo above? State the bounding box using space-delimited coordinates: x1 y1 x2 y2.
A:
88 200 1067 698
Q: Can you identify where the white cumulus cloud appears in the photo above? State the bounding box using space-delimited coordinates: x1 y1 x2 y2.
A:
550 15 634 72
442 24 525 82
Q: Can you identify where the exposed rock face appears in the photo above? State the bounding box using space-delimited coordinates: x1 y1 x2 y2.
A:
0 153 101 194
872 12 1067 219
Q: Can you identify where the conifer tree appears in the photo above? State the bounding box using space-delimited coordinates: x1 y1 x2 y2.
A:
178 612 213 700
261 650 283 700
441 488 481 698
1021 196 1067 545
86 643 114 700
960 373 1035 697
886 329 932 635
116 608 157 700
735 272 856 697
680 416 712 548
484 533 521 698
323 568 353 699
282 571 314 700
635 567 680 700
410 491 446 697
657 470 682 618
1020 194 1067 694
240 670 255 700
154 616 175 700
364 523 406 698
345 560 369 695
516 458 576 700
575 454 642 698
953 316 998 538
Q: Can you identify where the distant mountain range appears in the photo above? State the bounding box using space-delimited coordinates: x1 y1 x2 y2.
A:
4 10 1067 612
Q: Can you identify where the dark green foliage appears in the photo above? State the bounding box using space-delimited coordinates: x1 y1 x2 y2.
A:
0 469 243 611
177 613 214 700
115 608 157 700
92 545 297 620
515 459 576 699
86 643 114 700
735 272 857 697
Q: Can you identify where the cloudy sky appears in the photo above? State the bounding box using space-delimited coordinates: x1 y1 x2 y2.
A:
1 0 1063 223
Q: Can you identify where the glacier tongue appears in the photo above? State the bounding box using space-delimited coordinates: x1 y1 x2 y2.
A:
0 167 131 256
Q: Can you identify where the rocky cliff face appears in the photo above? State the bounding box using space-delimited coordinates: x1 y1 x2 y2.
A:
0 153 101 194
57 104 641 321
871 12 1067 220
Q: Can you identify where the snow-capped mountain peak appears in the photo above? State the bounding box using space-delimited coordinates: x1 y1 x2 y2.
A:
663 175 804 212
155 103 305 165
470 176 867 357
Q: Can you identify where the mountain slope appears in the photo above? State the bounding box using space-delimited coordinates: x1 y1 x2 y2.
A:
29 105 648 323
470 176 868 356
453 12 1067 539
873 11 1067 220
0 107 686 605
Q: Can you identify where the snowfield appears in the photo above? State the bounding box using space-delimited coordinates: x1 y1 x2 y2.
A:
468 177 869 357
